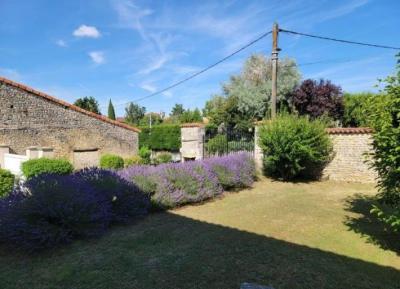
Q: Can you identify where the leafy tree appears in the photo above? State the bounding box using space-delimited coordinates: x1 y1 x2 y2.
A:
179 108 202 123
292 79 344 120
74 96 101 114
369 55 400 233
125 102 146 125
171 104 185 117
139 112 164 126
108 99 116 120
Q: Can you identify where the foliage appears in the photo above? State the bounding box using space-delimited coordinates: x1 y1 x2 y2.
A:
154 152 173 165
343 92 390 127
179 108 202 123
171 103 185 117
74 96 101 114
0 169 14 197
118 153 255 209
138 146 151 164
203 152 255 190
125 102 146 125
139 113 164 126
206 134 228 155
0 170 150 251
100 154 124 170
371 205 400 232
258 114 333 180
292 79 344 120
124 155 143 167
21 158 73 179
367 55 400 234
139 124 181 151
0 174 111 251
73 168 150 223
108 99 116 120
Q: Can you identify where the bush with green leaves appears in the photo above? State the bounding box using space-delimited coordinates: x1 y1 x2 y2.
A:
138 146 151 164
0 169 14 197
343 92 390 127
21 158 73 179
124 155 143 167
206 134 228 156
100 154 124 170
154 152 173 165
368 56 400 233
139 124 181 151
258 114 333 180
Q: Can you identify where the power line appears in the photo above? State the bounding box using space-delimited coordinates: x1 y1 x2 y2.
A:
279 28 400 50
113 30 272 107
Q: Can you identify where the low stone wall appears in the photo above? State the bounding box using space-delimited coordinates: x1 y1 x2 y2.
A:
254 126 377 183
322 128 376 183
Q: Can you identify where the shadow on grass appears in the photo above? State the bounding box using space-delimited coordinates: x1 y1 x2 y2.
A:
344 194 400 254
1 212 400 289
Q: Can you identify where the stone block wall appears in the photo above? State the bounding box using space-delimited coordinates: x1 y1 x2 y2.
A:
0 78 139 168
254 125 377 183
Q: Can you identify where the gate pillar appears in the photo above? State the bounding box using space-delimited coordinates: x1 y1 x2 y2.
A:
180 123 205 162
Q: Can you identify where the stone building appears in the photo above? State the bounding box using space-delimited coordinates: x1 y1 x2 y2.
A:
0 77 140 169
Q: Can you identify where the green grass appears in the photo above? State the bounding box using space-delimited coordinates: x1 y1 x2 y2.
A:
1 178 399 289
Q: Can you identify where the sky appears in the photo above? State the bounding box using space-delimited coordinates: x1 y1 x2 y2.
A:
0 0 399 116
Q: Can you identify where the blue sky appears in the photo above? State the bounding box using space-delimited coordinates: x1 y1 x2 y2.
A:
0 0 399 116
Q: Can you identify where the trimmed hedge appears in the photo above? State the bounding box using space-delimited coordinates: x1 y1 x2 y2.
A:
0 169 14 197
100 154 124 169
139 124 181 151
21 158 73 179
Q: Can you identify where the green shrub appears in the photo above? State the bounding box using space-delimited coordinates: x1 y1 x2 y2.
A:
343 92 390 127
138 146 151 165
124 156 143 167
100 154 124 170
0 169 14 197
206 134 228 155
154 152 173 165
139 124 181 151
21 158 73 179
258 114 333 181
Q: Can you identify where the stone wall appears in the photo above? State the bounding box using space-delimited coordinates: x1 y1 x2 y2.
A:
180 123 205 161
322 128 376 183
254 125 377 183
0 78 139 169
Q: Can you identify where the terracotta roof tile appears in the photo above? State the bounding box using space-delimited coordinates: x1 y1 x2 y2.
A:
181 122 205 128
326 127 373 134
0 77 140 133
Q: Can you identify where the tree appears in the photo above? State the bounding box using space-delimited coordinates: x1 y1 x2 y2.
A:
74 96 101 114
108 99 116 120
179 108 202 123
292 79 344 120
171 104 185 117
139 112 164 126
125 102 146 125
209 54 300 122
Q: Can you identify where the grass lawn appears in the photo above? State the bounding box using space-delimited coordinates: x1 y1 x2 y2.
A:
1 178 399 289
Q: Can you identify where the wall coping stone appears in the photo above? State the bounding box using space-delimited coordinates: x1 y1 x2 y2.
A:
0 76 141 133
181 122 205 128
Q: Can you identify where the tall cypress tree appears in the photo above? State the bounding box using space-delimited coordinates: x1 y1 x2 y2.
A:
108 99 116 120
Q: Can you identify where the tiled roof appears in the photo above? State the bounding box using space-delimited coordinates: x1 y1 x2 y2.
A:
0 77 140 133
326 127 373 134
181 122 205 128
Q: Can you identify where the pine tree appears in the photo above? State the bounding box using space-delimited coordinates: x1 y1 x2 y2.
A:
108 99 116 120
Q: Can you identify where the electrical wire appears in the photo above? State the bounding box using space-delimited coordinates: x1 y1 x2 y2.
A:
279 28 400 50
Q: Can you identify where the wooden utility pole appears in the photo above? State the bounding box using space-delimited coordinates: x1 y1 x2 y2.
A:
271 22 279 118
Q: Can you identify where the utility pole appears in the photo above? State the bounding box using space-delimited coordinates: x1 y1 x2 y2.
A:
271 22 279 119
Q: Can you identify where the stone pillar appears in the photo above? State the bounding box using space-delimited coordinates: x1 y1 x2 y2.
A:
40 147 54 158
180 123 205 162
0 145 10 169
254 125 263 172
26 146 40 159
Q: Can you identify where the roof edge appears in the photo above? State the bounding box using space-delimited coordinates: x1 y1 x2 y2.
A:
0 77 140 133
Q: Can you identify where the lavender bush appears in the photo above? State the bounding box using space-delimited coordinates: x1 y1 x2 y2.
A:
118 152 255 209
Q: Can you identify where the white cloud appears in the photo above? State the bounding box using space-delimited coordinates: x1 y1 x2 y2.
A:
319 0 369 22
162 91 173 98
56 39 67 47
89 51 105 64
140 83 157 93
73 25 101 38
